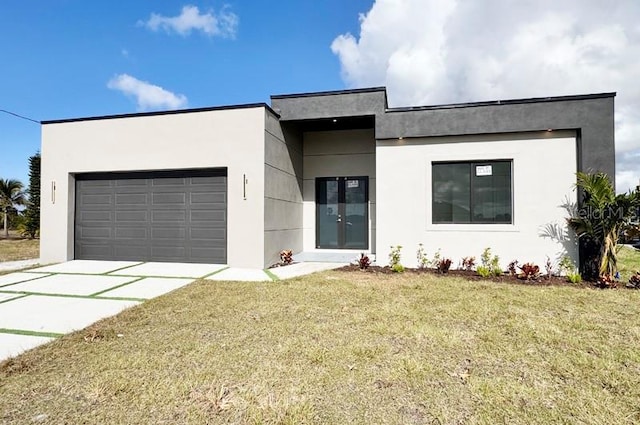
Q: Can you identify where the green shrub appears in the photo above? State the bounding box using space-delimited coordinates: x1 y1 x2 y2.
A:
389 245 403 270
478 248 502 277
476 265 492 278
567 271 582 284
416 244 429 269
391 264 405 273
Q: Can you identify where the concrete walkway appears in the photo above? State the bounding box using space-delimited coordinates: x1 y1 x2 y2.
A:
0 258 41 272
0 259 346 361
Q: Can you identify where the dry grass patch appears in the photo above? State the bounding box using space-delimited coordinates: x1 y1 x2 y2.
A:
0 233 39 262
1 272 640 424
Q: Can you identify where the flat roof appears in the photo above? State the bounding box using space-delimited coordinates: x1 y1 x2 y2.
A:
387 92 616 112
271 86 387 100
42 88 616 125
42 102 279 125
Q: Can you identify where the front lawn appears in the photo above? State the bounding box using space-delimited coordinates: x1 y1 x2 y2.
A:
0 234 39 262
619 245 640 282
2 271 640 424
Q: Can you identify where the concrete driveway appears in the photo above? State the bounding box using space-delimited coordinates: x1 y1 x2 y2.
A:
0 259 346 361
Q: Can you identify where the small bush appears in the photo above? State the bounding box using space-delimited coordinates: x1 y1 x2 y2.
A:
545 256 554 279
567 271 582 284
416 244 429 269
389 245 403 270
507 260 519 276
477 248 502 278
391 263 405 273
460 256 475 271
518 263 540 280
356 253 371 270
476 265 491 278
437 258 452 274
430 249 442 269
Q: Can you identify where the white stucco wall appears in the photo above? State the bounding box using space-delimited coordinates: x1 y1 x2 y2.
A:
376 131 578 270
302 129 376 254
40 107 266 268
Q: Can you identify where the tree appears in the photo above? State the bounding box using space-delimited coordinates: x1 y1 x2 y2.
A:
567 172 640 281
0 179 26 238
22 152 41 238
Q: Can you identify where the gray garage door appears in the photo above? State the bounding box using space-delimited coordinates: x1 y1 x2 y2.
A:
75 169 227 264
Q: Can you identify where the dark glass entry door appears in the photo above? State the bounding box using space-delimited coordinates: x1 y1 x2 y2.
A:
316 177 368 249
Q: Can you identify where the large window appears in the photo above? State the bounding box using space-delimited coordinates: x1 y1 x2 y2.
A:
432 160 512 224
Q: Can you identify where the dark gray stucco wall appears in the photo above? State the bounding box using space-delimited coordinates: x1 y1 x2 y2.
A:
263 110 303 267
270 89 615 184
377 95 615 181
271 88 387 121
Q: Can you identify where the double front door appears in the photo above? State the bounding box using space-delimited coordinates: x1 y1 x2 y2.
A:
316 176 368 249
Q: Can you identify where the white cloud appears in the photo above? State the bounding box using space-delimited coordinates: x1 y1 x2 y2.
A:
107 74 188 111
140 5 238 38
331 0 640 192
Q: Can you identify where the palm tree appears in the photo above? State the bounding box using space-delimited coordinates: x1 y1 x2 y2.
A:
567 172 640 280
0 179 26 238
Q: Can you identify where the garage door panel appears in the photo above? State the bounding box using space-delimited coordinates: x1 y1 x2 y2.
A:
75 169 227 264
151 227 186 239
151 246 186 259
113 244 151 259
151 210 187 222
77 244 113 258
116 211 148 222
115 227 148 239
80 180 111 188
78 227 112 239
152 177 187 186
153 192 186 205
81 211 112 221
116 193 148 205
191 247 225 261
115 179 149 187
191 192 226 204
190 228 225 240
82 194 112 205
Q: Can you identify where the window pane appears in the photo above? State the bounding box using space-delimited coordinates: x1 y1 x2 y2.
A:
432 160 512 224
471 161 511 223
432 163 471 223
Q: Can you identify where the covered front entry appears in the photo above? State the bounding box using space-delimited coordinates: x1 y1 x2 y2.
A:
316 176 368 249
74 168 227 264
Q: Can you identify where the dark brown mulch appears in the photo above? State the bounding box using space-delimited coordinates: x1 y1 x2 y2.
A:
335 264 596 288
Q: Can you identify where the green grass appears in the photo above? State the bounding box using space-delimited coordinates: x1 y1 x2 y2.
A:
0 233 39 262
619 245 640 282
1 270 640 424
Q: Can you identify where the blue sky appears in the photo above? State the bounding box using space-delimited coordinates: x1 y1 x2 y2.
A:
1 0 639 192
0 1 370 185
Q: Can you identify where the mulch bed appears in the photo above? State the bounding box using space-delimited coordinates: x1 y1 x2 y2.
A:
335 264 598 288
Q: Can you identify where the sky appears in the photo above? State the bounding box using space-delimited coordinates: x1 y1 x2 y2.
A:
1 0 638 193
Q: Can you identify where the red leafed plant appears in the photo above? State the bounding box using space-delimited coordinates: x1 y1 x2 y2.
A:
438 258 452 274
461 256 475 271
597 274 618 289
627 272 640 289
280 249 293 266
518 263 540 280
357 253 371 270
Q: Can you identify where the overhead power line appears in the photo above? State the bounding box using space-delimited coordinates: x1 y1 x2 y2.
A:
0 109 40 124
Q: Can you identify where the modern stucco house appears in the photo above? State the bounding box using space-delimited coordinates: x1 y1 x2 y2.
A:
40 87 615 269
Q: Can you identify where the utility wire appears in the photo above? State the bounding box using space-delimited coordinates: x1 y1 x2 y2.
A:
0 109 40 124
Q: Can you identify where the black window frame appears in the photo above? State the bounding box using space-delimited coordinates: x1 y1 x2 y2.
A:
431 160 513 224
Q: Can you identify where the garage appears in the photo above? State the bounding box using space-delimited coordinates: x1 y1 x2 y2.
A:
74 169 227 264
